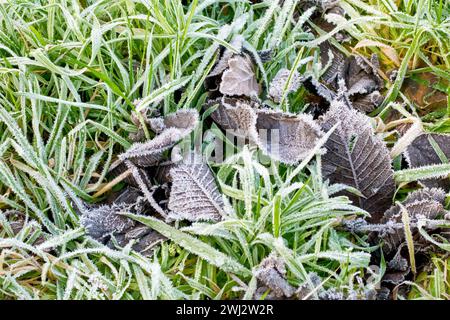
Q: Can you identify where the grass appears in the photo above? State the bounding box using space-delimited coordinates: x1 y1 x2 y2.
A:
0 0 449 300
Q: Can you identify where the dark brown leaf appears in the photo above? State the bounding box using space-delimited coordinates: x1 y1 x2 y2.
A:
254 254 295 298
404 133 450 190
320 100 395 221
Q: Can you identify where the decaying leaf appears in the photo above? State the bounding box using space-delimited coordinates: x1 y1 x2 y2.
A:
80 201 164 256
208 35 245 78
255 108 324 164
319 41 346 85
379 187 447 255
208 96 259 135
208 97 325 164
268 68 302 103
219 54 261 97
81 203 137 241
320 100 395 221
254 253 295 298
119 109 199 167
168 153 225 222
340 54 384 112
318 42 384 113
404 133 450 190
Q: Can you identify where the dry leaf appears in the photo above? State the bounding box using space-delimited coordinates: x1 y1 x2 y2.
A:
208 97 259 134
379 187 447 255
168 153 225 222
320 100 395 221
319 41 346 85
404 133 450 190
208 35 245 78
220 54 261 97
268 68 302 103
81 201 164 255
254 254 295 298
255 108 324 164
119 109 199 167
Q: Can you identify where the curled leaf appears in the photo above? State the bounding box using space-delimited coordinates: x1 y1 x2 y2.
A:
119 109 199 167
219 54 261 97
255 109 324 165
379 187 447 254
254 253 295 298
80 201 164 256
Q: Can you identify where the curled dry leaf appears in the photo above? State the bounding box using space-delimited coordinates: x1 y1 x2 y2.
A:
208 96 259 135
168 153 225 222
208 97 324 164
219 54 261 97
80 200 164 256
379 187 447 255
319 42 346 85
319 42 384 113
268 68 302 103
320 100 395 222
404 133 450 190
254 253 295 299
208 35 245 78
255 108 324 165
119 109 199 167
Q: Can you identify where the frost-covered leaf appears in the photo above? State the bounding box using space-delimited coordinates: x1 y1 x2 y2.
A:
168 153 226 222
119 109 198 167
254 253 295 298
208 35 244 78
320 101 395 222
80 203 137 241
80 201 163 256
404 133 450 190
268 68 302 103
319 41 345 85
318 43 384 113
220 54 261 97
208 97 324 165
208 97 259 135
255 109 324 164
379 187 447 254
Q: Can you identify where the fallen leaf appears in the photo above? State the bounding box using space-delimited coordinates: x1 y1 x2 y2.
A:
220 54 261 97
404 133 450 190
320 100 395 221
168 153 225 222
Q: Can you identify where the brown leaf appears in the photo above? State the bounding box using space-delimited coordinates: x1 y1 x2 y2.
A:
379 187 447 255
320 100 395 221
219 54 261 97
168 153 225 222
254 254 295 298
255 108 324 164
404 133 450 190
119 109 198 167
